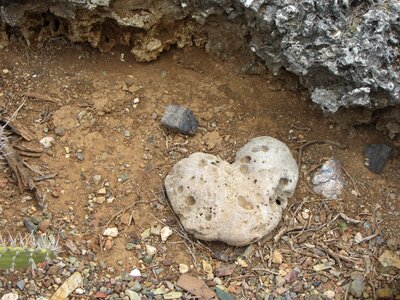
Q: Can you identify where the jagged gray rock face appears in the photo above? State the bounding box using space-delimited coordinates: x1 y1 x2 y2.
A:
242 0 400 113
0 0 399 113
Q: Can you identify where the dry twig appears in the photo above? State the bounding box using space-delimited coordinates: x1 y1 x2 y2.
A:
296 139 347 167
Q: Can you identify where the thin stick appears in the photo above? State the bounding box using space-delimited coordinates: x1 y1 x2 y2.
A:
297 139 347 166
24 92 61 103
341 165 361 196
104 201 143 228
274 226 304 243
33 174 57 182
317 243 342 268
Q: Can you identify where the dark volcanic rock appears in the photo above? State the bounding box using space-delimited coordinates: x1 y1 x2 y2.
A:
161 104 198 136
364 144 394 174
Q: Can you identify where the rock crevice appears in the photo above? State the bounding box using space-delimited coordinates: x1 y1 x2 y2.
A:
0 0 399 115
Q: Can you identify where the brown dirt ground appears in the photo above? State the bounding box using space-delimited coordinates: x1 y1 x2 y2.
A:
0 39 399 296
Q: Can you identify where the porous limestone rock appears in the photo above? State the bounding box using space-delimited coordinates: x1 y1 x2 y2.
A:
164 136 298 246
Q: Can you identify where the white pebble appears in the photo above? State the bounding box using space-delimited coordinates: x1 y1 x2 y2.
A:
103 227 119 237
40 136 55 149
133 98 140 104
160 226 173 242
146 245 157 256
354 232 363 244
179 263 189 274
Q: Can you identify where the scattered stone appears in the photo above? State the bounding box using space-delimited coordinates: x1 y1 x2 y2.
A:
40 136 55 149
177 274 216 300
124 130 131 137
364 144 394 174
284 269 298 283
313 262 333 272
378 250 400 269
312 159 345 199
163 291 183 299
129 268 141 277
38 219 51 232
376 288 393 299
24 218 37 233
164 136 298 246
179 264 189 274
141 228 151 240
161 104 198 135
118 173 129 182
55 127 65 136
97 188 107 195
160 226 173 242
103 227 119 237
93 175 102 185
272 250 283 264
202 260 213 275
323 290 335 299
349 272 365 298
215 264 236 277
1 293 18 300
125 290 141 300
49 272 82 300
76 152 84 161
215 287 235 300
151 224 162 235
76 110 87 121
104 239 113 250
16 280 25 291
93 291 107 298
387 238 399 251
354 232 363 244
275 275 285 287
146 245 157 256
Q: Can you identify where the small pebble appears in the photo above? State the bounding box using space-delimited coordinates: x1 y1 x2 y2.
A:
179 264 189 274
103 227 119 237
160 226 173 242
55 127 65 136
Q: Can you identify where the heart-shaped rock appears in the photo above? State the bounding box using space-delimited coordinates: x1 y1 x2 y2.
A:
165 136 299 246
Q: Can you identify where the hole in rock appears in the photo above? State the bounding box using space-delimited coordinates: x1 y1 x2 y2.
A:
241 156 252 163
185 196 196 206
251 145 269 152
240 165 249 173
238 196 254 210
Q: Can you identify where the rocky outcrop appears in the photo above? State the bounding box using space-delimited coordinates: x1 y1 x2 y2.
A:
0 0 399 115
164 137 299 246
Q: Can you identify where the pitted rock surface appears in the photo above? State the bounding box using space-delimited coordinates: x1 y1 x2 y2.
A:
164 136 298 246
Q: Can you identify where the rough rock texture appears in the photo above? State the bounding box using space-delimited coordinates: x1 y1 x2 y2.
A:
312 159 345 199
0 0 399 114
161 104 198 135
164 136 298 246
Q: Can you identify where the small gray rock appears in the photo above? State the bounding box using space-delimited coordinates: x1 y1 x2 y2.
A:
161 104 198 135
349 272 365 298
55 127 65 136
364 144 394 174
16 280 25 291
23 218 37 233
